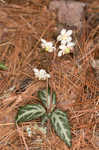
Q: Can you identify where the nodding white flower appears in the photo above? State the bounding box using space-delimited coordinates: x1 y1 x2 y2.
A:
41 38 56 52
58 42 75 57
57 29 72 44
33 68 50 80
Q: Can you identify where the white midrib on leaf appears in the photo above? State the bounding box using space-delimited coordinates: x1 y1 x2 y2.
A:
47 95 51 108
17 107 45 122
53 113 70 144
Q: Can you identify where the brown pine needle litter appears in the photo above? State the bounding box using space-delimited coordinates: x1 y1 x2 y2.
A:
0 0 99 150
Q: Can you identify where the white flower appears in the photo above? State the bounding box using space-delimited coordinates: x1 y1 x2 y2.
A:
33 68 50 80
58 42 75 57
57 29 72 44
41 38 56 52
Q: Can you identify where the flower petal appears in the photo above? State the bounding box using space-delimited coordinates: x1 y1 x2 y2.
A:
61 29 66 35
57 35 62 41
61 39 67 45
33 68 39 73
58 50 63 57
47 74 50 78
34 68 50 80
40 69 46 73
66 37 72 43
59 44 66 50
66 30 72 36
67 42 75 47
41 43 45 48
48 42 53 47
41 38 46 44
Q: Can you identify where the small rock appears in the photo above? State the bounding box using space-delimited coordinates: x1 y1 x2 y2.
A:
49 0 86 30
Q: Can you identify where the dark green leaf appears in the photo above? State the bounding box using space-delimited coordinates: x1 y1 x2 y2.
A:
38 87 56 111
50 109 72 147
51 92 56 111
16 104 46 123
52 92 56 105
38 87 51 109
41 114 48 125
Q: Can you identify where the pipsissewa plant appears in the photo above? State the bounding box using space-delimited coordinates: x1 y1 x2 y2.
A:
16 87 72 147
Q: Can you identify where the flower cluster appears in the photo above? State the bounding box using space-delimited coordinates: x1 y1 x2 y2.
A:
41 29 75 57
33 68 50 80
33 28 75 80
41 39 56 53
57 29 75 57
57 29 72 44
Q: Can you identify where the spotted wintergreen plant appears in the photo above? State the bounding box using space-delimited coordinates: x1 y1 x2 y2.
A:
16 87 72 147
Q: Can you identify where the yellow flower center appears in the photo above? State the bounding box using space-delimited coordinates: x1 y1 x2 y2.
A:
63 35 67 40
45 47 49 51
65 48 70 54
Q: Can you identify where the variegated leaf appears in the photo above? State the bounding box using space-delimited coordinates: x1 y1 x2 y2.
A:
38 87 51 109
52 92 56 105
41 114 49 125
16 104 46 123
51 92 56 111
50 109 72 147
38 88 56 110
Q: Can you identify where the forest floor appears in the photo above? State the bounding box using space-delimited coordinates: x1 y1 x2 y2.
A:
0 0 99 150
